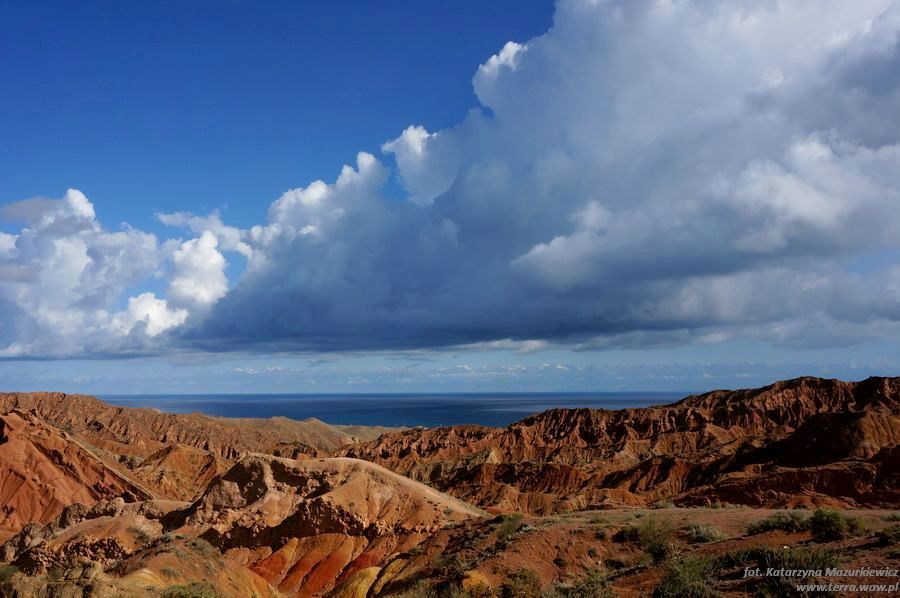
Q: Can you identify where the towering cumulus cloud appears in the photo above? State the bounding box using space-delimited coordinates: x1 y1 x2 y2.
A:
3 0 900 357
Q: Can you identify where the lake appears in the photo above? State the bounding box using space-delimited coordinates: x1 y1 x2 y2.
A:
100 392 685 428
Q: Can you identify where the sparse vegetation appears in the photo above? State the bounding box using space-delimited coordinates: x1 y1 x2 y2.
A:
876 524 900 546
622 518 678 562
161 566 180 579
653 556 720 598
651 500 676 509
721 545 839 596
128 525 152 544
745 508 864 541
807 509 864 542
567 569 614 598
395 581 495 598
685 524 726 544
746 510 809 534
882 513 900 522
719 545 839 572
188 538 219 558
496 514 524 546
464 584 496 598
0 565 19 583
160 582 220 598
433 554 468 584
651 545 842 598
500 568 541 598
544 569 614 598
777 546 841 571
46 567 64 582
392 580 438 598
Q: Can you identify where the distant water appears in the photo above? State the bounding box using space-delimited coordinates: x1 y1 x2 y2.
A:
99 392 684 428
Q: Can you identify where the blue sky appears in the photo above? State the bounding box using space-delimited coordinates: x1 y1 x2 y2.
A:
2 0 900 394
1 1 553 234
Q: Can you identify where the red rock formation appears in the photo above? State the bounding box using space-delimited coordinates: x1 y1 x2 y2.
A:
0 411 150 543
184 454 483 595
129 443 231 501
341 377 900 512
1 376 898 596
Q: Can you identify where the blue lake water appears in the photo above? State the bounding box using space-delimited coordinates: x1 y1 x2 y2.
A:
99 392 685 428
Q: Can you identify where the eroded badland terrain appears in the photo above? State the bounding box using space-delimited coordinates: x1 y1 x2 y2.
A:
1 376 898 596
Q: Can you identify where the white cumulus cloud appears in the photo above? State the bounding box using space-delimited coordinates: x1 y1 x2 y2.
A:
4 0 900 357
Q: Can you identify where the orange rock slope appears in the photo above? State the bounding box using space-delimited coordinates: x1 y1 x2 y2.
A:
1 455 483 597
188 455 483 595
0 410 151 543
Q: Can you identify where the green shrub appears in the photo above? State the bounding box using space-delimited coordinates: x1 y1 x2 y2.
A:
188 538 220 558
746 511 808 535
767 545 838 571
434 554 467 583
634 518 678 562
807 509 864 542
47 568 64 582
719 545 838 571
500 568 541 598
410 585 494 598
716 545 839 597
161 566 180 579
0 565 19 583
686 524 726 543
651 501 676 509
392 581 440 598
160 582 220 598
128 526 152 544
876 524 900 546
464 585 497 598
547 569 614 598
496 514 524 545
882 513 900 522
653 556 720 598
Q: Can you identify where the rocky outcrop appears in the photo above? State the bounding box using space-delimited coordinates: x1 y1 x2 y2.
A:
130 443 230 501
2 454 483 597
341 377 900 512
184 455 483 595
0 411 150 543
